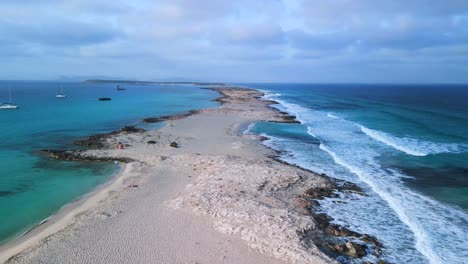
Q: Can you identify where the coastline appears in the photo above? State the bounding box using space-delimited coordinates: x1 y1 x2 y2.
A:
1 86 382 264
0 163 131 263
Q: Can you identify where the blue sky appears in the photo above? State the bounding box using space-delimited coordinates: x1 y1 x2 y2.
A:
0 0 467 83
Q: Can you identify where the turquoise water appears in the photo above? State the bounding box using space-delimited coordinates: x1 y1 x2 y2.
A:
242 84 468 264
0 81 218 244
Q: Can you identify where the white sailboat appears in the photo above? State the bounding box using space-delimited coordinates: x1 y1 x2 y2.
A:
56 86 66 98
0 87 19 109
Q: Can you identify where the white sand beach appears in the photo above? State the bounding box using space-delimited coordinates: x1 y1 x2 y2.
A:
1 88 334 264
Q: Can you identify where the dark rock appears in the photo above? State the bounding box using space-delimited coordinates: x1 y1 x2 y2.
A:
327 242 347 253
300 183 385 261
259 136 269 141
143 110 200 123
337 181 367 196
313 213 332 229
269 118 300 124
74 139 105 149
324 224 361 238
263 100 279 105
281 114 300 123
308 199 320 207
303 187 336 199
41 149 133 163
326 241 367 258
120 126 144 133
170 142 179 148
147 140 157 144
74 126 144 149
346 242 367 258
98 97 111 101
361 234 383 247
143 117 164 123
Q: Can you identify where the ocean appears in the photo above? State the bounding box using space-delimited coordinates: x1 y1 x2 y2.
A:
0 81 218 244
2 82 467 263
242 84 468 264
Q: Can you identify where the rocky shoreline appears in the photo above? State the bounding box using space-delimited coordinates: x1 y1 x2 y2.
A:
265 148 387 263
74 126 145 149
40 149 134 163
295 179 386 263
255 91 389 263
37 86 387 264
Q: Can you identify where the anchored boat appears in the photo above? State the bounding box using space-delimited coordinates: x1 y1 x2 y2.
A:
0 87 19 109
56 86 66 98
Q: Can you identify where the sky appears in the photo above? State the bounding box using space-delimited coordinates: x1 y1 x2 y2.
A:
0 0 467 83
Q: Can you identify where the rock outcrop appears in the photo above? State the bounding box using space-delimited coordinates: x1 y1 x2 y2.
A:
74 126 144 149
41 149 133 163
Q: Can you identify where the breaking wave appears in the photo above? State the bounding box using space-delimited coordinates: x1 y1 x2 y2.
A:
258 90 468 264
360 125 466 156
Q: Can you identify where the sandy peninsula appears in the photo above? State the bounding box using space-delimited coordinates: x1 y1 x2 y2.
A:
1 87 344 264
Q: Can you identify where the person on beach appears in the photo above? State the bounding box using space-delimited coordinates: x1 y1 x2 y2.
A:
117 142 124 149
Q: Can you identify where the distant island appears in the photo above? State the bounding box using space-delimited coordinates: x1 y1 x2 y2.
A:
84 79 230 86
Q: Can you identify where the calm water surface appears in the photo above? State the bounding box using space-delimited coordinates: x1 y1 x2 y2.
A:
0 81 218 244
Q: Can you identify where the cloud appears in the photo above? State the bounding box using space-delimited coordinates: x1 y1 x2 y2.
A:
0 0 467 82
226 23 286 46
295 0 468 51
0 20 120 47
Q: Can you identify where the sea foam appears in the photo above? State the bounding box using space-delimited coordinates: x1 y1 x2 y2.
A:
360 125 465 156
318 143 444 264
258 91 468 263
243 122 256 135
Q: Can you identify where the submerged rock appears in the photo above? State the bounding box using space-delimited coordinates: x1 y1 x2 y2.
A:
361 234 383 248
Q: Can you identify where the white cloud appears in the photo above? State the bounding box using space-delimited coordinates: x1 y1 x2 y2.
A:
0 0 467 82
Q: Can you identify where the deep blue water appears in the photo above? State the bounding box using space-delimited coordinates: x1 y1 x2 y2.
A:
0 81 218 244
242 84 468 264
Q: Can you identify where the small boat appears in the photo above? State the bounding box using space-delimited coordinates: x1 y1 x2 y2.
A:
56 87 66 98
98 97 111 101
0 88 19 109
117 85 126 91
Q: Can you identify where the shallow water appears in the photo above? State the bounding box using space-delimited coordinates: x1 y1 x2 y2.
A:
0 81 218 244
242 84 468 264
